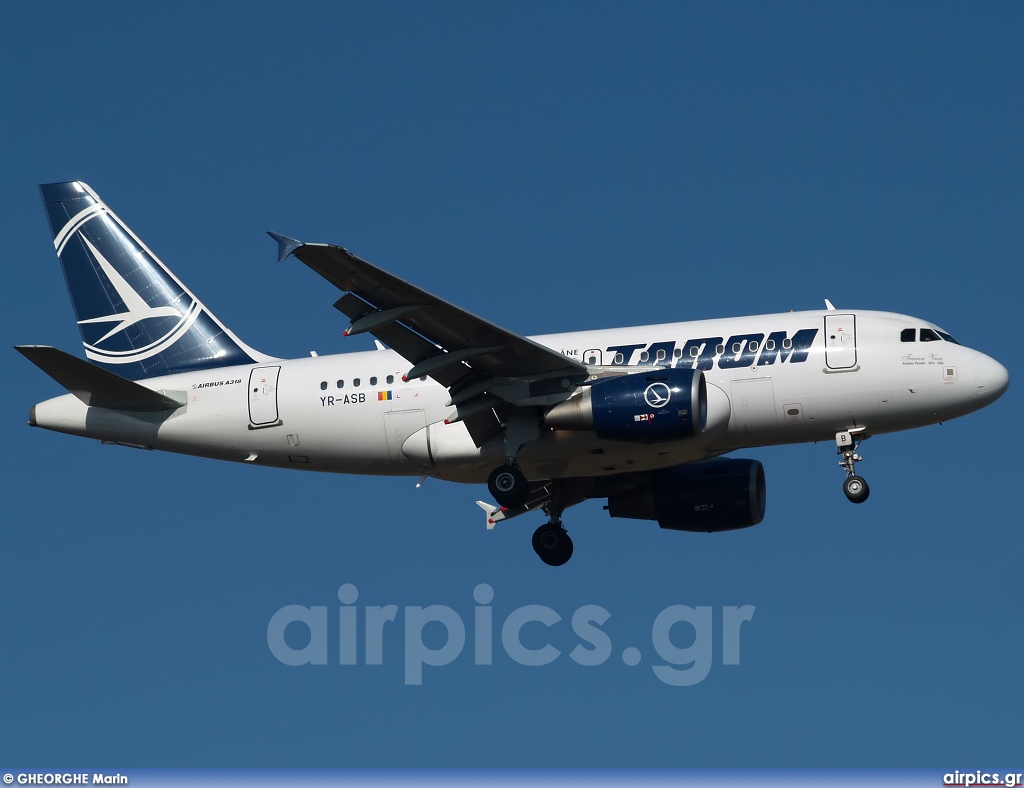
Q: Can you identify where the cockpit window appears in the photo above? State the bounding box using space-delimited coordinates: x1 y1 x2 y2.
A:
937 331 961 345
900 328 915 342
920 328 942 342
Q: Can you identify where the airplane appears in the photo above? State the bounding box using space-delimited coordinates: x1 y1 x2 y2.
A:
17 181 1009 565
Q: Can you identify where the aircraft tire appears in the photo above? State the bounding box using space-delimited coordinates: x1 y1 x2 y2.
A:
488 464 530 508
843 475 870 504
532 522 574 566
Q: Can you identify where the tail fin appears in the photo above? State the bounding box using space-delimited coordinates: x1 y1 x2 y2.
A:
39 181 269 380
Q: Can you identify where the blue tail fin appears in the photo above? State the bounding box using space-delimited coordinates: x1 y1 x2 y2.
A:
40 181 268 380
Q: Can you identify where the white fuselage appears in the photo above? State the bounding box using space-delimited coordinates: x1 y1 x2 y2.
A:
30 309 1007 484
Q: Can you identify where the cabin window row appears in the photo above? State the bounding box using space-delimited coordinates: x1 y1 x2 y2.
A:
319 374 396 391
611 339 792 365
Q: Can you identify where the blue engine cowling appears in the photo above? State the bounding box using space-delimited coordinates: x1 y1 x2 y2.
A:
592 367 706 442
607 458 766 532
544 368 708 443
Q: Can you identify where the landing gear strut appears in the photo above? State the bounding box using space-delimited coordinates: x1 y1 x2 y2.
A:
487 463 530 509
532 520 574 566
837 429 870 504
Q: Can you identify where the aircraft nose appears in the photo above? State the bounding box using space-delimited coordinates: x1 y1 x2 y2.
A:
975 353 1009 404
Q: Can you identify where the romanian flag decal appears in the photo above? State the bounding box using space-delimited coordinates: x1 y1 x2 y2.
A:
378 391 393 401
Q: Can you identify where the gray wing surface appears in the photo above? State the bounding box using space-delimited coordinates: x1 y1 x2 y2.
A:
269 234 588 445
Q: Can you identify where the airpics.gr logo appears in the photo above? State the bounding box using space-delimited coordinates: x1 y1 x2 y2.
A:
56 208 201 366
267 583 756 686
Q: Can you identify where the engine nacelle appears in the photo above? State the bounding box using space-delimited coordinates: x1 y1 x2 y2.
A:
607 458 766 532
544 368 708 443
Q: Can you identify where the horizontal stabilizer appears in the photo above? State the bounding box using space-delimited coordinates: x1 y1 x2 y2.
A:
15 345 185 411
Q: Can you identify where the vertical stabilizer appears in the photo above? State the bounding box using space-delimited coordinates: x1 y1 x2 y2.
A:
39 181 269 379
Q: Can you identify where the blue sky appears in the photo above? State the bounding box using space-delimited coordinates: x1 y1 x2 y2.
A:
1 2 1021 767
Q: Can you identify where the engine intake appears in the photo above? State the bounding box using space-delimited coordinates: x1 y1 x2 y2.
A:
545 368 707 443
607 458 766 532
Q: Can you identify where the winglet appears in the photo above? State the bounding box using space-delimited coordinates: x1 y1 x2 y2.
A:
267 231 304 262
824 299 837 311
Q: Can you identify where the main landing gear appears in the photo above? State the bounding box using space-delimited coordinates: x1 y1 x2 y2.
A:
836 429 870 504
488 405 578 564
532 488 575 566
532 520 574 566
487 464 577 566
487 463 530 509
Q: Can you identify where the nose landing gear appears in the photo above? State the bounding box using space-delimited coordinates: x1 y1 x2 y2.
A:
837 428 870 503
843 474 869 503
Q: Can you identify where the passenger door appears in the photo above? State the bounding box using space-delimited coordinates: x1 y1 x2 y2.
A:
824 314 857 370
248 366 282 427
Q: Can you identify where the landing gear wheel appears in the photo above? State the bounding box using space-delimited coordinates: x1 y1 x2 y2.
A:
843 475 870 504
532 522 574 566
488 464 530 509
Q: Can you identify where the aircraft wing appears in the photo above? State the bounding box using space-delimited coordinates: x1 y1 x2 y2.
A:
269 234 589 442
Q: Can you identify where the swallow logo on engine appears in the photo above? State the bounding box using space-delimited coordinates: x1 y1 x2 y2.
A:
644 382 672 409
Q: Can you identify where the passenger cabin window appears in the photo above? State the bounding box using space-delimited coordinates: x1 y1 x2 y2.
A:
690 346 700 358
782 338 793 350
353 378 361 387
336 380 344 389
715 344 725 355
674 348 683 358
613 353 624 364
387 375 395 384
765 340 775 351
655 349 666 362
370 376 377 386
900 328 916 342
320 381 327 391
920 328 941 342
639 351 650 363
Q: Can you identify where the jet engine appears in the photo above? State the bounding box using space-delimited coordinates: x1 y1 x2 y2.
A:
544 368 730 443
607 458 766 532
